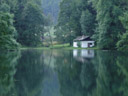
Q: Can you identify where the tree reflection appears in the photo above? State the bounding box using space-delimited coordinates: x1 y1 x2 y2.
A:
56 50 128 96
116 52 128 96
14 50 45 96
55 50 97 96
90 51 128 96
1 49 128 96
0 51 20 96
92 51 122 96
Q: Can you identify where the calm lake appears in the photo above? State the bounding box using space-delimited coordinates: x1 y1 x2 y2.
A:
0 49 128 96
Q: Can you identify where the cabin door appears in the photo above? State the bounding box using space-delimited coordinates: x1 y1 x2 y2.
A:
88 43 90 48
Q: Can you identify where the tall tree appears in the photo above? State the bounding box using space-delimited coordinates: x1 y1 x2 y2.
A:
55 0 81 45
0 1 19 50
80 10 95 36
92 0 126 49
15 0 45 46
79 0 96 36
117 12 128 50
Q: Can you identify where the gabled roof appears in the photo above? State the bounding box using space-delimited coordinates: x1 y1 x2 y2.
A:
74 35 93 41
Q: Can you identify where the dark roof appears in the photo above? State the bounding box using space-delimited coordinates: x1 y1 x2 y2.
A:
74 35 93 41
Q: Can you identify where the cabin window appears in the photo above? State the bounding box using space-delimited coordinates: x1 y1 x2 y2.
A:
88 43 93 47
89 43 92 45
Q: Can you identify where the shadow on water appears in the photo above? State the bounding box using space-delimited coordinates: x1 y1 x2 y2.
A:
0 49 128 96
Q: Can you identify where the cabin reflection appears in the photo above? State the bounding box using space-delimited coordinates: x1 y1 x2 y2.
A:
73 49 95 62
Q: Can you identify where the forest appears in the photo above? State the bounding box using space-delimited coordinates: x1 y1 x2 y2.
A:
0 0 128 50
55 0 128 50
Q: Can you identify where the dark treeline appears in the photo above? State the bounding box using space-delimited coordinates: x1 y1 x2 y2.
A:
55 0 128 50
0 0 49 49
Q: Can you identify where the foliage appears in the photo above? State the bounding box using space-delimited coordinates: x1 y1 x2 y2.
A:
0 0 49 49
0 12 19 50
56 0 128 50
55 0 96 46
117 32 128 51
14 0 46 47
80 10 95 36
92 0 125 49
55 0 82 45
117 12 128 50
16 2 45 46
1 0 128 50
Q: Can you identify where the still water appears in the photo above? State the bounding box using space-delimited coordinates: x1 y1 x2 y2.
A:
0 49 128 96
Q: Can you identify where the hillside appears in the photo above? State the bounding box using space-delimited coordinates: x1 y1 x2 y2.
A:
42 0 61 24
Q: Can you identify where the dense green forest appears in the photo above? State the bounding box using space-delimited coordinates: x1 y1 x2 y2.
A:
1 0 128 50
0 0 48 49
55 0 128 50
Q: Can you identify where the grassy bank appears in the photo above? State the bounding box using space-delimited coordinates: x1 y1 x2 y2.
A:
20 43 98 50
20 46 50 50
50 43 70 49
50 43 98 50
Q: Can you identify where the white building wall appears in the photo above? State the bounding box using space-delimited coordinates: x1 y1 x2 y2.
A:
73 42 78 47
81 41 95 48
81 41 88 48
73 41 95 48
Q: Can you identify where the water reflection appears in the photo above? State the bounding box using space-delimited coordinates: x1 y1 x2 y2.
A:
14 50 45 96
73 49 95 58
73 49 95 62
0 50 128 96
0 51 21 96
